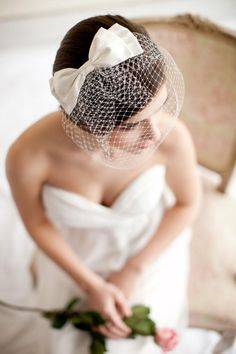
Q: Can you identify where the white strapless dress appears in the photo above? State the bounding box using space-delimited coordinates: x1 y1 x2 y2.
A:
32 164 192 354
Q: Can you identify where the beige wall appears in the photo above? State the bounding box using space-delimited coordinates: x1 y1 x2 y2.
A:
1 0 236 22
0 0 144 20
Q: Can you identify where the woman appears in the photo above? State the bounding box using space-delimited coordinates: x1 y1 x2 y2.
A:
5 14 202 354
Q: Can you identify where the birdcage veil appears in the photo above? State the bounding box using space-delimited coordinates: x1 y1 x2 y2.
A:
49 22 184 169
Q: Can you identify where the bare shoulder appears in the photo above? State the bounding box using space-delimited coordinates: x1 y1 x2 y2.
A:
159 119 197 164
5 111 59 229
157 119 202 210
5 133 49 189
5 111 59 181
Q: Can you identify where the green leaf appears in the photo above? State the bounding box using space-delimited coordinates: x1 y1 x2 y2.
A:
90 332 107 354
133 318 156 336
64 297 80 311
42 311 67 329
48 313 68 329
70 313 92 331
86 311 106 326
90 339 106 354
124 317 155 336
72 322 92 331
70 312 94 325
91 332 106 344
91 332 106 347
42 311 56 320
123 316 137 327
131 304 150 318
69 311 105 330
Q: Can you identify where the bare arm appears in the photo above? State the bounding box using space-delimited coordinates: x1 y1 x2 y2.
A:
5 142 103 293
5 137 134 337
125 121 203 272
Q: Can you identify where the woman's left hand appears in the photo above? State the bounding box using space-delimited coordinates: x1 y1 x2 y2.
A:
106 263 145 302
92 263 145 339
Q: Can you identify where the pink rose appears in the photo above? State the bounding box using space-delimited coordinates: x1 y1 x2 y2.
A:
154 328 179 352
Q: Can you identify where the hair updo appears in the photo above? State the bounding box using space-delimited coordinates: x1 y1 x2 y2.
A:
52 14 149 75
52 14 165 133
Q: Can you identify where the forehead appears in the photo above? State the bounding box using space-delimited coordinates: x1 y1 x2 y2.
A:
127 83 168 123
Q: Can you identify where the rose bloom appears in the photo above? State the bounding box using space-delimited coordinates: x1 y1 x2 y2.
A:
154 328 179 352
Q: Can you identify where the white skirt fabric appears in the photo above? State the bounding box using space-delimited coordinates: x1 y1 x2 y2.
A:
30 164 192 354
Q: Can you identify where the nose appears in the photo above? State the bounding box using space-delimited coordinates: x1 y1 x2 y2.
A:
141 116 161 141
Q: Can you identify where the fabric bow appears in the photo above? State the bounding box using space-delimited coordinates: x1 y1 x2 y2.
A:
49 23 144 115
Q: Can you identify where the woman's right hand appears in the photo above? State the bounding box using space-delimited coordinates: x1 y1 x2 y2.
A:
84 278 132 339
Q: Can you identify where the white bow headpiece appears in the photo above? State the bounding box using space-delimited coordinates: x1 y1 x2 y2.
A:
49 23 144 115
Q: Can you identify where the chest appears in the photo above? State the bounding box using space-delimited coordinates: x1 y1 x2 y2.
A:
44 109 169 206
45 149 165 207
42 164 167 223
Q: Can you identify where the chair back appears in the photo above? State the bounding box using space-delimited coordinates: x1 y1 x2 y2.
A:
134 14 236 192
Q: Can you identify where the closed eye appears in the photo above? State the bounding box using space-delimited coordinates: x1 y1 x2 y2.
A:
118 95 169 131
154 94 169 111
119 121 143 131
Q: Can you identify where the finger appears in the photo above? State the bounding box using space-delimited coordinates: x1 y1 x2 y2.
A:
110 310 131 333
116 300 132 318
115 293 132 317
105 321 129 337
93 325 121 339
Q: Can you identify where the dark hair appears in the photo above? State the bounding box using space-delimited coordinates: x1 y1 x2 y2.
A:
53 14 149 74
52 14 165 134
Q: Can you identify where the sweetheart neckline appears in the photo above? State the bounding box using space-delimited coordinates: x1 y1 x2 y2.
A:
42 164 166 210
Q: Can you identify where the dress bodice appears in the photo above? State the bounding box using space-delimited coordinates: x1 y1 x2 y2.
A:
41 164 167 227
40 164 168 275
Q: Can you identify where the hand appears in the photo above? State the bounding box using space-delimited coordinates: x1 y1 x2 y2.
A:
106 263 145 301
84 278 132 339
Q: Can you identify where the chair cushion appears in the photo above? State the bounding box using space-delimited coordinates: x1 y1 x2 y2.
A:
189 183 236 331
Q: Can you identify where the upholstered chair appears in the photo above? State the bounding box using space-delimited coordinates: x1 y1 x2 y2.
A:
134 14 236 353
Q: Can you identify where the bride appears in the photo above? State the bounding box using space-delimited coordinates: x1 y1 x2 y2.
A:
5 14 201 354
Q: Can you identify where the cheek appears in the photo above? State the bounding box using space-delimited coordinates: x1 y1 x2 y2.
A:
108 129 140 147
151 125 162 140
158 110 174 128
151 112 173 139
